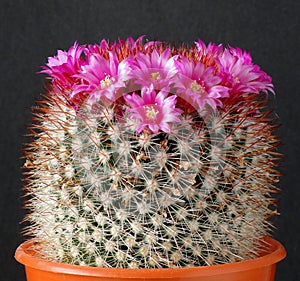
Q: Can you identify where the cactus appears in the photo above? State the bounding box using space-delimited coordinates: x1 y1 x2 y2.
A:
22 37 280 268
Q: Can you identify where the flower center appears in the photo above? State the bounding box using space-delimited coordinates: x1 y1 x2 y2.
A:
151 72 161 81
145 105 159 120
190 80 206 95
100 75 112 89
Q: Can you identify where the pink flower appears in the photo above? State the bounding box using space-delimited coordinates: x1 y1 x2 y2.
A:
174 56 229 110
115 36 145 52
195 39 223 65
124 86 182 134
40 42 85 89
74 51 133 104
39 38 275 118
131 49 178 90
227 46 253 65
217 48 274 95
86 36 145 57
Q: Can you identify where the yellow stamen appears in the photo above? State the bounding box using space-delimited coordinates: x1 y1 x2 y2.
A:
100 75 112 89
234 76 240 83
190 80 201 92
145 106 159 120
151 72 160 81
190 80 206 95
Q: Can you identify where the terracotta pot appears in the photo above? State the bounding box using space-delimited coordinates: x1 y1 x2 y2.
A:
15 236 286 281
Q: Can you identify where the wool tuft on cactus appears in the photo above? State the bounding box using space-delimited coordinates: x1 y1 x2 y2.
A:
22 36 281 268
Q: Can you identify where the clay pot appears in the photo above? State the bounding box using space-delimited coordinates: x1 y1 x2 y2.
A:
15 236 285 281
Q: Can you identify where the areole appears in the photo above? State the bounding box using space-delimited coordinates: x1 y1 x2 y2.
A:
15 236 286 281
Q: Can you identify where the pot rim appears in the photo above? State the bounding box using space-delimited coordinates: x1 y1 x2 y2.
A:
15 236 286 278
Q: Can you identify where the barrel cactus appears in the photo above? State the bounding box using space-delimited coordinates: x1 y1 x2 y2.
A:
23 37 280 268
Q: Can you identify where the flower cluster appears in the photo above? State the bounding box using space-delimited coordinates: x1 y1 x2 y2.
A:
41 36 274 134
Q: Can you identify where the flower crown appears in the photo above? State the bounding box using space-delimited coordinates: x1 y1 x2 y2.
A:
41 36 274 134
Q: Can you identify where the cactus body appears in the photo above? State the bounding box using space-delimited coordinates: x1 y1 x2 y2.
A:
23 38 280 268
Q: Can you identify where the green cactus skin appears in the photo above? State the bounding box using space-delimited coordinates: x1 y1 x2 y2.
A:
23 93 280 268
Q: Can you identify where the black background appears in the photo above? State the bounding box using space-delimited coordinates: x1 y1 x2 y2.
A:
1 1 299 280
